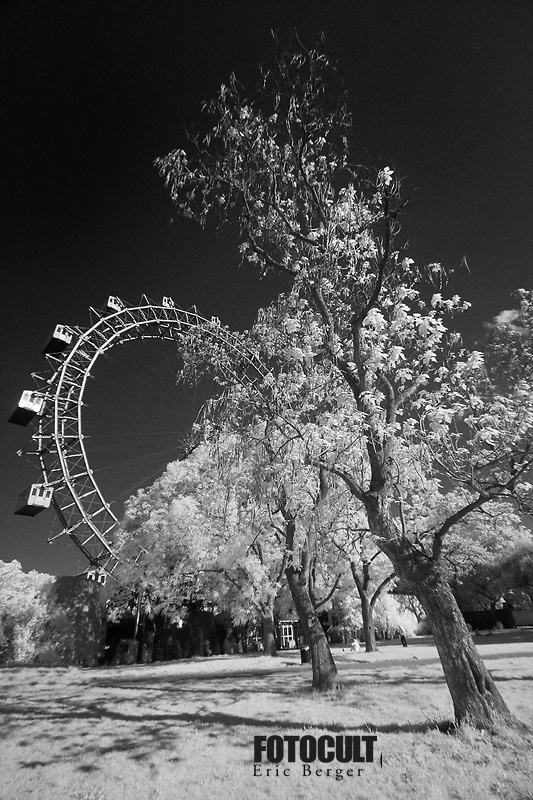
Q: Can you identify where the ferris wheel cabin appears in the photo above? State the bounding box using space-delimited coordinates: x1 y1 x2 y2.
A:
107 296 125 312
42 324 73 355
8 390 45 426
86 567 107 585
15 484 54 516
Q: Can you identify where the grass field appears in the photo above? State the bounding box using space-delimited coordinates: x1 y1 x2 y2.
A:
1 633 533 800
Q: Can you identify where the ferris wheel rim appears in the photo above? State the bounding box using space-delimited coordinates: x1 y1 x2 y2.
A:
20 297 267 576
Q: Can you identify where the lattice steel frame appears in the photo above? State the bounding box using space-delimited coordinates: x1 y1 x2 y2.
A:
19 296 267 575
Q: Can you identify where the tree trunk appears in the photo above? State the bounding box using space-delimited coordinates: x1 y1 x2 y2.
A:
381 537 516 730
286 567 338 691
351 566 377 652
360 592 377 652
414 571 514 729
261 613 277 657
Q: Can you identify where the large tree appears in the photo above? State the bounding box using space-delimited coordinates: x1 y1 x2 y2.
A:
157 41 533 727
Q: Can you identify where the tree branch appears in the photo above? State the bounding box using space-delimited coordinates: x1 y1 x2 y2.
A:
433 493 490 561
319 461 366 502
370 571 396 610
314 572 343 610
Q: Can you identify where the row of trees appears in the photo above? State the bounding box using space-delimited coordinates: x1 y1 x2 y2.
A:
148 39 533 730
113 442 421 655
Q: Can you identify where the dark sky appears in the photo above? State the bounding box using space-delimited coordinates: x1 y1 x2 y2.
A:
1 0 532 576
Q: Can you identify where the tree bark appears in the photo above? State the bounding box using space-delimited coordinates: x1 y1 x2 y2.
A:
286 566 338 691
379 535 516 730
261 612 277 657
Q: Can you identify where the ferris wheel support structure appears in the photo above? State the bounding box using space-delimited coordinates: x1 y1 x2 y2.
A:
11 295 267 577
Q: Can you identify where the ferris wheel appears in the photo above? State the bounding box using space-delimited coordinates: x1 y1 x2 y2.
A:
9 295 266 582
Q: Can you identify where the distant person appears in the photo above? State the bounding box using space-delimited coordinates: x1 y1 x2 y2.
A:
399 627 408 647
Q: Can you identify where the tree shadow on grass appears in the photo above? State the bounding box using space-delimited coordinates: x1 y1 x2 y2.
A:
90 663 304 689
359 719 456 734
471 649 533 662
335 654 443 669
337 674 446 690
83 668 316 707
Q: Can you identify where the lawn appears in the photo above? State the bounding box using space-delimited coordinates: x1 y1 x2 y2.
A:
1 633 533 800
